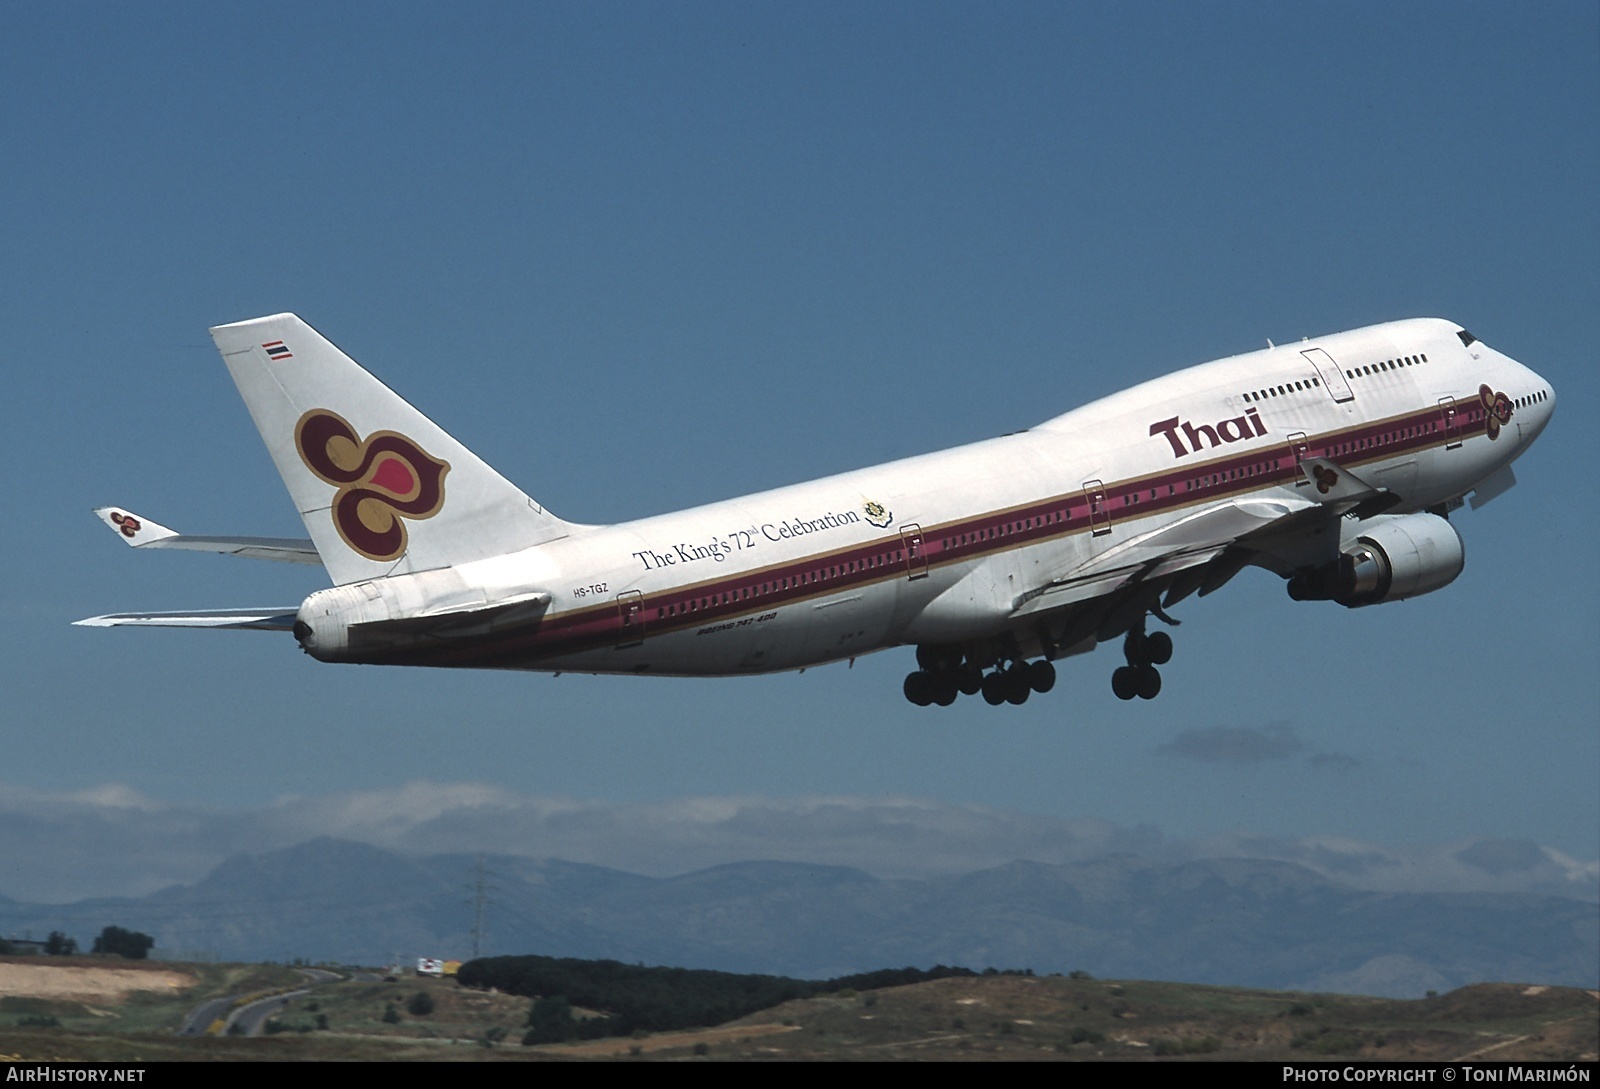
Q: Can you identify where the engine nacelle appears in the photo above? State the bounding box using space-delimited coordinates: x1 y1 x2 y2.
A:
1286 513 1465 608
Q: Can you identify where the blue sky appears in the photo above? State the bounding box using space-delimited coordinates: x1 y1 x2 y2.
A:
2 3 1595 900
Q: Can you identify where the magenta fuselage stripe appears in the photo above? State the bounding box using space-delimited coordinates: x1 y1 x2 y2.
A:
355 398 1499 669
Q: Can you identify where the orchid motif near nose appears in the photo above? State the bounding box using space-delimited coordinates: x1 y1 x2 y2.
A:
1479 384 1513 440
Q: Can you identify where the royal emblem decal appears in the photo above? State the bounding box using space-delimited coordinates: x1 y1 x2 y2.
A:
1479 384 1513 440
109 511 142 538
294 409 450 562
1311 465 1339 494
863 500 893 529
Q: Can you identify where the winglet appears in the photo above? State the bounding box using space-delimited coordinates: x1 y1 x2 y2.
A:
1296 459 1402 520
90 508 323 566
94 507 180 548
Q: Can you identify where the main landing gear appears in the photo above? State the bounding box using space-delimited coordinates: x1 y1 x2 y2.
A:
1110 627 1171 701
902 647 1056 707
903 614 1178 707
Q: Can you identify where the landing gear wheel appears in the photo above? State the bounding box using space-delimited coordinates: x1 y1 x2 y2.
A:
981 671 1007 706
1111 666 1138 701
1136 665 1162 700
933 674 959 706
1004 663 1031 705
1028 659 1057 694
903 671 934 706
1145 631 1173 666
957 666 984 696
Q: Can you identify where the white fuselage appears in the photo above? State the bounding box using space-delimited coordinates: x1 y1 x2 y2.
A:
306 318 1553 676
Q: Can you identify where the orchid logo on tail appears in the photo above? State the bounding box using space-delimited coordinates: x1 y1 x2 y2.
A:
294 409 450 562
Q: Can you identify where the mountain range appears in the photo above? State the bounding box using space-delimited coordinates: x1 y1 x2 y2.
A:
2 837 1593 998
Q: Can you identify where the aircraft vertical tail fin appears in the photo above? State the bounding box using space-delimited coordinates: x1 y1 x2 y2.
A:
211 313 577 586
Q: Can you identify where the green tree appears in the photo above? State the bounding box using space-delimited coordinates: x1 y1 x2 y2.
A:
44 931 77 956
91 926 154 960
406 991 435 1016
522 995 576 1045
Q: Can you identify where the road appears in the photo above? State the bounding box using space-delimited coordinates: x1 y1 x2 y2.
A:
179 968 343 1037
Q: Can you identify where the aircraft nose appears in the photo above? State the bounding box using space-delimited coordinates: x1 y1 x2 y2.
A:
1507 356 1555 445
1524 378 1555 442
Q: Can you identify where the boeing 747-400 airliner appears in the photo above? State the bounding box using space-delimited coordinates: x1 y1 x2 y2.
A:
80 314 1554 706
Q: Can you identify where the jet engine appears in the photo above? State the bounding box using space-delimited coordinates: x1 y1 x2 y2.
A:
1286 513 1465 608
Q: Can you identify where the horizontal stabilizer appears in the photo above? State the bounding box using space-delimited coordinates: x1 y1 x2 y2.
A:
74 608 299 631
94 508 321 566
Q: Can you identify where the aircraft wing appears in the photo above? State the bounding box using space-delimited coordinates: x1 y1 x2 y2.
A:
1013 455 1417 620
73 608 299 631
1011 495 1323 617
94 507 322 566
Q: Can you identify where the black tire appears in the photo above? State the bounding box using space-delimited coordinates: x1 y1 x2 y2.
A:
1146 631 1173 665
957 666 984 696
981 672 1007 706
1111 666 1138 700
1028 659 1057 694
903 671 934 706
1005 664 1031 705
933 674 959 706
1136 665 1162 700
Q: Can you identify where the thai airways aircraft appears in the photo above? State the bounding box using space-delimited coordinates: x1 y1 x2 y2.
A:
80 314 1554 706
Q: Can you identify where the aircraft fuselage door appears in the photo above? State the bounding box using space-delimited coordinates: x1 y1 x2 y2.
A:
899 523 929 580
1440 396 1462 449
1083 480 1112 536
1287 431 1310 486
1301 347 1355 403
615 590 645 648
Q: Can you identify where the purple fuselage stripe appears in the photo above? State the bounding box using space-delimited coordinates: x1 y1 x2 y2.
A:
372 398 1494 669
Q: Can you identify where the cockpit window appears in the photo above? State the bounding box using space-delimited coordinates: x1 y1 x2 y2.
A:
1457 330 1478 347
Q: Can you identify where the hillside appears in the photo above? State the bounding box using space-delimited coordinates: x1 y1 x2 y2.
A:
0 958 1593 1062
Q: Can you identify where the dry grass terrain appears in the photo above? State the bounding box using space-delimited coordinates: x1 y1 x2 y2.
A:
621 975 1599 1062
0 961 193 1002
0 957 1594 1062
